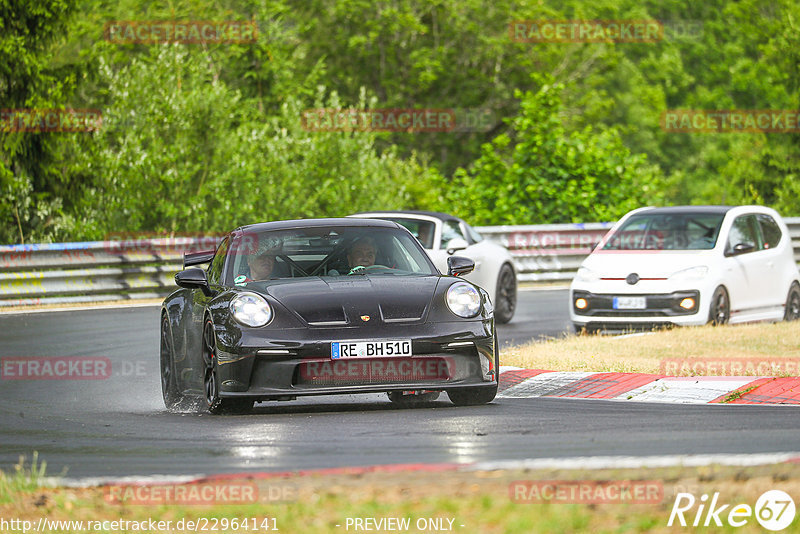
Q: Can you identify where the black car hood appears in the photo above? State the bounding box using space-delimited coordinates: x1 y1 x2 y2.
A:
255 276 441 325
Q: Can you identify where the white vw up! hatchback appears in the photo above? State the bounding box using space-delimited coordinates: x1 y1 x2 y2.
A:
570 205 800 332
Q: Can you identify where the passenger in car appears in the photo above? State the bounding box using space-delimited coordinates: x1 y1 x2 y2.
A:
240 237 282 282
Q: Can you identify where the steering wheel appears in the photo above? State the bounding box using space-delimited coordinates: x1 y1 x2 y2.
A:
347 264 391 275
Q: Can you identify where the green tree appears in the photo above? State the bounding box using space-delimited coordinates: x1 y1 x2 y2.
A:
0 0 75 243
72 48 437 238
444 76 664 224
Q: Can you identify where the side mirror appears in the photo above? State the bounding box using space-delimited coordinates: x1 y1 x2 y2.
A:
446 238 469 255
447 256 475 277
175 268 213 296
726 242 755 256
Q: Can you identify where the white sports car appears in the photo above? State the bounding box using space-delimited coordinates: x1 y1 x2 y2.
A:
351 211 517 323
570 205 800 332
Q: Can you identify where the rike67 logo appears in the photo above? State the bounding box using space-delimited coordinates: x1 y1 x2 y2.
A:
669 490 796 531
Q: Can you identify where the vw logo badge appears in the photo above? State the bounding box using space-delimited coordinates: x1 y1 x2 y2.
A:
626 273 640 285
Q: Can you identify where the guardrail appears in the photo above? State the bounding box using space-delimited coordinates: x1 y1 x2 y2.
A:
474 222 614 283
1 219 799 306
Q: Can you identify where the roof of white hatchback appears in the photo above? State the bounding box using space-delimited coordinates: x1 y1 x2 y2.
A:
638 206 734 215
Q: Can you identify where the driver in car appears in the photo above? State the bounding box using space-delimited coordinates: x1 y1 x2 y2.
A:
328 236 379 276
347 236 377 270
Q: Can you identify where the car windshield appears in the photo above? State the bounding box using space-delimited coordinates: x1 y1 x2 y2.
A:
227 225 437 283
601 212 726 251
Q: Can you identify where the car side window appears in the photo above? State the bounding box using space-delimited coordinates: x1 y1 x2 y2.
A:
207 237 229 285
757 214 782 249
726 215 761 255
440 220 464 248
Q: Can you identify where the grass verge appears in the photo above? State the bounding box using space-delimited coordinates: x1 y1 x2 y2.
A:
502 321 800 376
3 461 800 533
0 453 47 504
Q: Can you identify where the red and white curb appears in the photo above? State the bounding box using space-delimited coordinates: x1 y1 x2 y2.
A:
498 367 800 404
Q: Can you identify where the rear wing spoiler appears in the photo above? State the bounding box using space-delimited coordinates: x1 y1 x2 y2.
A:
183 250 215 268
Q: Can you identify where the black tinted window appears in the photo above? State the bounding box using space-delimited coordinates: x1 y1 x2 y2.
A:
757 214 782 249
726 215 761 254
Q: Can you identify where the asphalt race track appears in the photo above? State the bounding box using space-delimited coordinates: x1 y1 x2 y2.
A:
2 289 800 479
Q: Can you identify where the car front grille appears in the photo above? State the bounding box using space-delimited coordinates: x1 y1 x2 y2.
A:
294 357 452 386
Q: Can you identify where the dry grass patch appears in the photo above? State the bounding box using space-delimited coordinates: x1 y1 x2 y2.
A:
502 321 800 376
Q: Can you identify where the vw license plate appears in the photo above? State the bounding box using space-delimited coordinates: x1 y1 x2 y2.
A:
331 340 412 359
613 296 647 310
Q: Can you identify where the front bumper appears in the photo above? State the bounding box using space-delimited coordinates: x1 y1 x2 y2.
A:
214 320 496 400
571 289 705 329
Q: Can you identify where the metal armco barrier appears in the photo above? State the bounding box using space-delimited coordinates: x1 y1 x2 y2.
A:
1 219 799 306
0 239 210 307
474 222 613 282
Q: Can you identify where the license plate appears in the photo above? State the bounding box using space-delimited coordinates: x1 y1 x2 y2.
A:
331 340 412 359
613 296 647 310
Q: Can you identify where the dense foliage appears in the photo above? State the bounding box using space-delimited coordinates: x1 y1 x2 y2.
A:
1 0 798 244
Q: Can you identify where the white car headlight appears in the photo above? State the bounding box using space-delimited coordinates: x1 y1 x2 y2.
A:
230 293 273 327
446 283 481 318
669 266 709 282
575 267 600 283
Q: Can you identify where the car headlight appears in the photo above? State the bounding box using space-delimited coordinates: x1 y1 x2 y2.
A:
446 283 481 318
229 293 273 327
669 266 709 282
575 267 600 283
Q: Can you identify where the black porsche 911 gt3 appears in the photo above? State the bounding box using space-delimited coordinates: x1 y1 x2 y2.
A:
160 218 498 414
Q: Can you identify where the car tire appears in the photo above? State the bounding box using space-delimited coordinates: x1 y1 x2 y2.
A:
387 391 441 407
203 318 253 415
785 282 800 321
708 286 730 326
160 314 186 411
494 264 517 324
